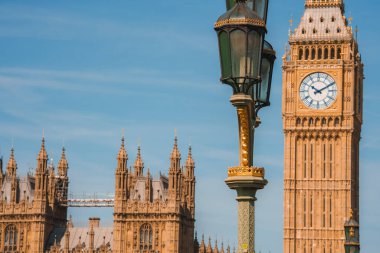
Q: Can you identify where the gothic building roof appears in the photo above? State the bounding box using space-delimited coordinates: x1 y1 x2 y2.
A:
1 173 35 203
290 5 352 42
131 175 168 202
47 227 113 251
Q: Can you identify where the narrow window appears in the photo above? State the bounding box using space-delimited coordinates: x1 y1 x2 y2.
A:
304 144 307 178
318 48 322 59
299 48 304 60
322 194 326 227
305 48 310 60
329 195 333 227
4 225 18 252
334 118 339 127
310 195 313 227
337 47 342 59
329 144 333 178
311 48 316 59
324 48 329 59
331 48 335 59
310 144 313 179
303 196 307 227
139 223 153 251
323 144 326 178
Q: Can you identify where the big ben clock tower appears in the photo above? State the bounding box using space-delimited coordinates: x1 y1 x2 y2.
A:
282 0 364 253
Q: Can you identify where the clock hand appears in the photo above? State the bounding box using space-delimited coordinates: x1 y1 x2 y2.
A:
318 83 335 93
311 86 322 95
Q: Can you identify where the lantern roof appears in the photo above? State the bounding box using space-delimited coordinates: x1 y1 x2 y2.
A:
263 41 276 56
345 210 359 227
215 0 266 29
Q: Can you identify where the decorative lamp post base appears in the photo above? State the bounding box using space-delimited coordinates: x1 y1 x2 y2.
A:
225 169 268 253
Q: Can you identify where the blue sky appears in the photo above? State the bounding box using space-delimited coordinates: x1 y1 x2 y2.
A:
0 0 378 252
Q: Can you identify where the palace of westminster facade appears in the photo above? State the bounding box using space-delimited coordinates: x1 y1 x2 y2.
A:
0 0 363 252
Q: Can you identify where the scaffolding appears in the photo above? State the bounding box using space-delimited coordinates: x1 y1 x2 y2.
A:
62 193 115 207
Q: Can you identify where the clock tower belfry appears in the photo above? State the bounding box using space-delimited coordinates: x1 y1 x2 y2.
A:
282 0 364 252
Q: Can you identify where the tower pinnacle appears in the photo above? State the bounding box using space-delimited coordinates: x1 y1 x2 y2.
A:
38 136 48 161
6 148 17 176
58 147 68 177
117 136 128 161
134 146 144 176
171 136 181 159
186 146 195 168
170 136 181 171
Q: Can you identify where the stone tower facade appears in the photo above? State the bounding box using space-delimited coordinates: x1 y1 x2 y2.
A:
112 136 196 253
0 138 69 252
282 1 363 253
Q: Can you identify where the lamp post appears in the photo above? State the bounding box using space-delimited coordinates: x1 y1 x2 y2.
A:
214 0 275 252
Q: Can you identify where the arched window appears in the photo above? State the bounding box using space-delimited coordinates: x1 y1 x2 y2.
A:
337 47 342 59
324 48 329 59
4 225 18 252
299 48 304 60
305 48 310 60
331 48 335 59
334 118 340 127
139 223 153 252
318 48 322 59
311 48 316 60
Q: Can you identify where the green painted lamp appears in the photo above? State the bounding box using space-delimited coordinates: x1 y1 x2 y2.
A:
226 0 269 23
215 0 266 94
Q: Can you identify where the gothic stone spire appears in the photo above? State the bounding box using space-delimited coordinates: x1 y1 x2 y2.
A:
134 146 144 177
117 136 128 172
37 136 48 173
170 136 181 171
58 147 68 177
6 148 17 177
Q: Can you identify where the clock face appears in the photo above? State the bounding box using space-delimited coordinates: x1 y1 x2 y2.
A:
299 72 338 110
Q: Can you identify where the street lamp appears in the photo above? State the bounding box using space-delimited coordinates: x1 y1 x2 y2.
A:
226 0 269 22
252 40 276 116
214 0 275 253
215 0 266 94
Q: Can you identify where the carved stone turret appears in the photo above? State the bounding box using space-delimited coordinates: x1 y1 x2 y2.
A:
134 146 144 177
168 136 182 201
